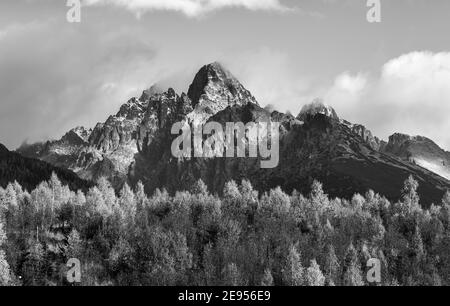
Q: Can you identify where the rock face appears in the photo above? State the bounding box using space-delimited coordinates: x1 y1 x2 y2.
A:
130 99 449 206
382 133 450 180
16 62 450 206
297 100 385 151
349 124 385 151
18 88 192 189
17 62 256 189
187 62 258 125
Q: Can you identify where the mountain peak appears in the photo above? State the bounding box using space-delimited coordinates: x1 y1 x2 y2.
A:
206 61 227 73
198 61 230 79
139 84 166 102
297 99 339 122
61 126 92 145
383 132 450 180
187 62 258 112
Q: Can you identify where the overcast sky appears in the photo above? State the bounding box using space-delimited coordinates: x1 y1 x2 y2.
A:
1 0 450 149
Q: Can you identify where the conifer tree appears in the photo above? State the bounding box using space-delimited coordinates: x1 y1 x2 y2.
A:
343 262 364 286
305 259 325 286
261 268 274 286
310 180 329 208
222 263 242 286
0 220 11 286
400 175 420 214
135 181 149 230
282 244 303 286
192 179 208 196
22 240 45 286
119 183 137 229
66 229 82 259
412 226 425 265
223 180 243 219
203 244 216 286
440 190 450 229
343 242 364 286
325 245 340 285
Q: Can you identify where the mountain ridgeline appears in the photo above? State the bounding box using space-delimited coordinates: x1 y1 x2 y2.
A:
16 62 450 206
0 143 91 191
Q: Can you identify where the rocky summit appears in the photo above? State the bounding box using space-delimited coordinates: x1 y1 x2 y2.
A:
17 62 450 206
297 99 339 122
382 133 450 180
187 62 258 125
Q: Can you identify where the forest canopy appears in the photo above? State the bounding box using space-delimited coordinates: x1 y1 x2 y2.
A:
0 173 449 286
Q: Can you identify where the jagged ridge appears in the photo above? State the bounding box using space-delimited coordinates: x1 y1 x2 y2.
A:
15 62 450 206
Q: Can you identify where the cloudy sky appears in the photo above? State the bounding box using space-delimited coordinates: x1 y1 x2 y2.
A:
1 0 450 149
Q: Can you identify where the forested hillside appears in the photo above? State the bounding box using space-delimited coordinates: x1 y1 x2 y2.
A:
0 143 92 192
0 174 449 286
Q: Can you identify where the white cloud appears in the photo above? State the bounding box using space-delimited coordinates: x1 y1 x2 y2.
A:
0 23 37 40
323 51 450 149
333 72 367 95
239 51 450 150
220 48 314 114
82 0 289 18
0 19 165 149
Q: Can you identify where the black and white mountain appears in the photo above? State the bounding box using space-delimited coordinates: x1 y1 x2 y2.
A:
16 62 450 206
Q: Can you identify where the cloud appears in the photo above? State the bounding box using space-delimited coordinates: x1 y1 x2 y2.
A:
0 23 36 40
231 50 450 150
220 48 315 114
332 72 367 95
324 51 450 149
2 6 450 153
82 0 289 18
0 19 167 149
323 72 369 115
